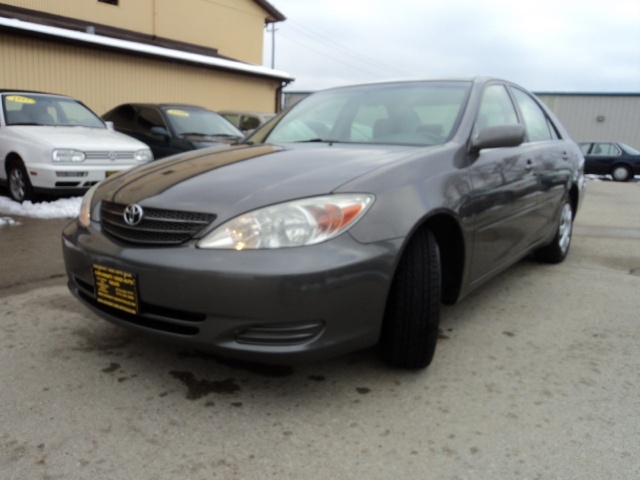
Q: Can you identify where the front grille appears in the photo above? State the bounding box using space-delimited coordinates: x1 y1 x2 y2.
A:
101 200 216 245
85 151 136 161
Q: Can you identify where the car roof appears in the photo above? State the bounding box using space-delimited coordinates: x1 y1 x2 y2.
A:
316 76 514 93
0 89 72 98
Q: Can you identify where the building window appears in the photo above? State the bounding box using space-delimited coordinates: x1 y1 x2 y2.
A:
98 0 119 5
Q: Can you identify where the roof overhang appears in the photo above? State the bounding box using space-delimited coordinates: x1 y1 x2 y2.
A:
253 0 286 23
0 17 294 83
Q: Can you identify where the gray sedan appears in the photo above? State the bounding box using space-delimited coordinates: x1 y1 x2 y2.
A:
62 77 585 369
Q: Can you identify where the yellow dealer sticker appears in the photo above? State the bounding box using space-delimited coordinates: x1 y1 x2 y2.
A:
92 264 139 315
167 109 189 117
6 95 36 104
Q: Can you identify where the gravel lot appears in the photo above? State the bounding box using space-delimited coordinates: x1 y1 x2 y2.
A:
1 179 639 479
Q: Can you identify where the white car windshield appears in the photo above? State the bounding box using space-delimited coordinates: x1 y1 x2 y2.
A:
2 93 105 128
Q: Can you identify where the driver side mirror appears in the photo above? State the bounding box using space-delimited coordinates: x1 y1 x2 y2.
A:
471 124 526 151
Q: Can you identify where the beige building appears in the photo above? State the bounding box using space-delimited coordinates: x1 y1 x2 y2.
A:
0 0 292 115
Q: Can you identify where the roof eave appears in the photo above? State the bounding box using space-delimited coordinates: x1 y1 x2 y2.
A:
0 17 293 83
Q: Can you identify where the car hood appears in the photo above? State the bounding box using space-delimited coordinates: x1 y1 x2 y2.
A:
97 143 422 222
8 126 148 150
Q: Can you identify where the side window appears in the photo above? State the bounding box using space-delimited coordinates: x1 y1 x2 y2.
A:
136 107 167 134
592 143 621 156
222 114 239 127
580 143 592 155
106 105 136 130
476 84 519 132
240 116 260 131
512 88 553 142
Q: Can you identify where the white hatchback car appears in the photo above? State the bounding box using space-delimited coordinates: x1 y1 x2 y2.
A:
0 91 153 202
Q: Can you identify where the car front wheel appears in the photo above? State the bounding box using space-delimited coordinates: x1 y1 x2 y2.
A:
8 160 34 203
611 164 632 182
380 229 441 369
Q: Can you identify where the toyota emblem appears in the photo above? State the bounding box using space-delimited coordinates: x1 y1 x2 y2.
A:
123 204 144 226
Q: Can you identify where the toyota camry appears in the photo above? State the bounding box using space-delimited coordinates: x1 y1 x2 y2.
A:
62 77 585 369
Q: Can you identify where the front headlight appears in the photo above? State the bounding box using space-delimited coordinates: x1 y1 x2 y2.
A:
134 148 153 162
198 194 374 250
52 149 85 163
78 183 100 228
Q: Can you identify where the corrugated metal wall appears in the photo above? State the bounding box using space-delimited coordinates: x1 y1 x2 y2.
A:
538 94 640 148
0 33 281 115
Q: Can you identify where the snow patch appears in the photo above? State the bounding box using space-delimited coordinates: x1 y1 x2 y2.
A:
0 196 81 226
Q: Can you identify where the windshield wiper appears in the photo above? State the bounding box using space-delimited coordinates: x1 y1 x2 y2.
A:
180 132 241 139
295 138 340 143
209 133 243 138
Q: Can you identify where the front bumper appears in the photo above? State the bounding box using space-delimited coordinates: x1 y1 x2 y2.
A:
27 162 143 192
62 220 401 364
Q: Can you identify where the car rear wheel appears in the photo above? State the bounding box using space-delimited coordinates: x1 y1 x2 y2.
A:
534 199 573 263
380 229 441 369
611 164 632 182
8 160 34 203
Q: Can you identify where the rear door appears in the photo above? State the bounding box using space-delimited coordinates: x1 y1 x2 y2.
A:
510 87 572 234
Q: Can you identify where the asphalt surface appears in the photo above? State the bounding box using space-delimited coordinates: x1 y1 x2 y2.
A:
1 179 639 479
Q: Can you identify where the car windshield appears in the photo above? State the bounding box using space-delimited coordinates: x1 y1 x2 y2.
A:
2 94 105 128
254 81 471 146
162 107 243 138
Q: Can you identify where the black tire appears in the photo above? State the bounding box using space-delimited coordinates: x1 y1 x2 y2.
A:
7 160 35 203
534 199 573 264
611 164 632 182
380 229 441 369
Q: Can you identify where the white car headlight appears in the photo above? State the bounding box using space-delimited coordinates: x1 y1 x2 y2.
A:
198 194 374 250
134 148 154 162
79 183 100 228
52 149 85 163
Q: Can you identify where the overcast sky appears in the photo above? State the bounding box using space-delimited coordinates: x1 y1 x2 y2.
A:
265 0 640 93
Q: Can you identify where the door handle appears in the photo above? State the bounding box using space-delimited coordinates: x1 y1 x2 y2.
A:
525 159 535 171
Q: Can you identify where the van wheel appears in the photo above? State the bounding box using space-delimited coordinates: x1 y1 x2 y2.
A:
8 160 34 203
380 229 441 369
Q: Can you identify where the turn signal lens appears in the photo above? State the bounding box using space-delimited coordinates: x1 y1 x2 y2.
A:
78 183 100 227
